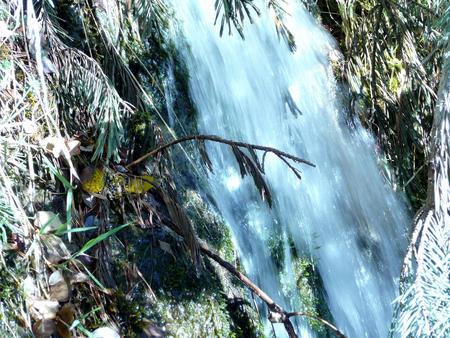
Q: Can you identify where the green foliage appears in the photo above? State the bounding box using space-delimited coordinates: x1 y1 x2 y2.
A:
73 224 130 259
315 0 448 210
213 0 296 50
214 0 261 38
183 190 235 261
392 210 450 337
0 256 26 337
150 294 235 338
0 196 15 249
292 259 324 333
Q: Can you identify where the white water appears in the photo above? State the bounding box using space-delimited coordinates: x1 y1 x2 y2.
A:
170 1 409 337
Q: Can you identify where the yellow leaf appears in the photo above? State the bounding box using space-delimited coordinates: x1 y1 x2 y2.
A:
81 167 105 194
123 175 155 194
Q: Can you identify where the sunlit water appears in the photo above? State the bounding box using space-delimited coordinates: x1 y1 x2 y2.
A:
169 1 409 337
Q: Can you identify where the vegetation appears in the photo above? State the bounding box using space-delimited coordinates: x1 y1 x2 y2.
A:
0 0 448 337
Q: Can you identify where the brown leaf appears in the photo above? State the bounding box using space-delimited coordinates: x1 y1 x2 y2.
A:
56 303 76 338
159 187 200 266
142 319 165 337
42 234 71 264
198 140 213 172
29 300 60 320
231 146 272 207
49 271 70 302
33 319 57 338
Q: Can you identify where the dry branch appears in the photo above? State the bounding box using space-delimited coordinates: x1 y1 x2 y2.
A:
200 243 347 338
126 134 315 169
151 210 346 338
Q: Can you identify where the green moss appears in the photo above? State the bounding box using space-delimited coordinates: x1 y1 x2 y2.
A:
183 190 235 262
267 228 296 270
287 257 335 336
226 298 265 338
292 258 324 332
149 294 235 338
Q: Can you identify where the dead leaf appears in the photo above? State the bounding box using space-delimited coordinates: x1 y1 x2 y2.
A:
29 300 60 320
159 240 175 259
42 234 71 264
56 303 76 338
142 319 165 337
49 271 70 302
23 275 38 298
70 272 90 284
33 319 57 338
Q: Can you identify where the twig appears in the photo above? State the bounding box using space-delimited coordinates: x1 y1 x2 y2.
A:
199 243 347 338
126 134 315 169
137 205 347 338
286 312 347 338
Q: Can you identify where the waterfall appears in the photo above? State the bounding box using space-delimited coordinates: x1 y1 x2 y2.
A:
170 1 409 337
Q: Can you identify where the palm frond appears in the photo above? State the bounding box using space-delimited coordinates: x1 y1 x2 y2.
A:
214 0 261 38
52 46 132 162
267 0 296 51
393 210 450 337
133 0 170 39
392 37 450 337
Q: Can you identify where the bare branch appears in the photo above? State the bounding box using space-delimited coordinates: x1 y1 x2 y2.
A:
286 312 347 338
126 134 315 169
199 243 347 338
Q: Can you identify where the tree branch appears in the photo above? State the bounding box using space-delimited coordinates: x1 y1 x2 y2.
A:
286 312 347 338
138 200 347 338
199 242 347 338
126 134 315 169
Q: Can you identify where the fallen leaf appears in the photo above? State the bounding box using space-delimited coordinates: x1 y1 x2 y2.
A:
33 319 57 338
42 234 71 264
70 272 90 284
56 303 76 338
49 271 70 302
29 300 60 320
23 275 38 298
159 240 175 259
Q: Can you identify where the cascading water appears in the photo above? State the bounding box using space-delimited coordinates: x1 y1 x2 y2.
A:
169 1 409 337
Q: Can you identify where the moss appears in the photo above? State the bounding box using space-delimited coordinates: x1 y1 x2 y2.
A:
181 191 264 337
104 194 264 338
148 294 235 338
105 225 236 336
183 190 235 262
288 257 335 337
267 228 296 270
226 298 265 338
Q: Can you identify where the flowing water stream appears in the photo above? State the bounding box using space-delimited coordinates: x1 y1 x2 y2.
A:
170 1 409 337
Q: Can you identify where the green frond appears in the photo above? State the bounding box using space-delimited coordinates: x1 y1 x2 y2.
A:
214 0 261 38
51 45 132 162
133 0 170 38
392 211 450 337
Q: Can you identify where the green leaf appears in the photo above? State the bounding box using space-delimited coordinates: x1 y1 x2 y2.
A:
56 226 97 236
43 157 75 190
72 223 130 258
